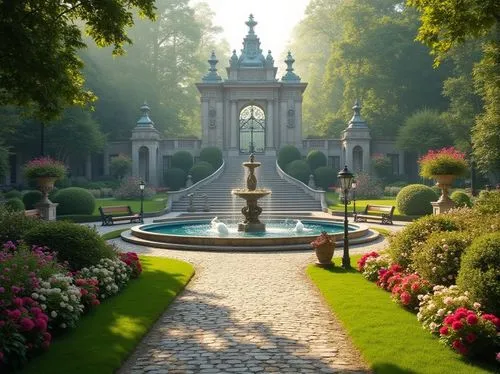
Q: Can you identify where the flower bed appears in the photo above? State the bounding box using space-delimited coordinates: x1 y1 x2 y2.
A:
0 241 142 370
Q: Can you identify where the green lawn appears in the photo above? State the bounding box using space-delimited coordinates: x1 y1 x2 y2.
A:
101 228 129 240
93 197 167 215
21 256 194 374
327 192 400 215
307 255 495 374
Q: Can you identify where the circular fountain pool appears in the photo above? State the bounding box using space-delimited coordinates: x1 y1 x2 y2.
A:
122 216 376 251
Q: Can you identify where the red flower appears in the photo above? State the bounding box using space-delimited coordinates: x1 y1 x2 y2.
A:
466 314 478 325
452 321 463 331
465 333 477 343
400 291 411 305
444 315 455 325
439 326 449 336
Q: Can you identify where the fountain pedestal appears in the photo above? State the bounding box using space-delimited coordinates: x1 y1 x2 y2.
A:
232 154 271 232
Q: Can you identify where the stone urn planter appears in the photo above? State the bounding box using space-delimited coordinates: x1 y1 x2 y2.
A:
311 232 335 268
36 176 58 204
432 174 456 214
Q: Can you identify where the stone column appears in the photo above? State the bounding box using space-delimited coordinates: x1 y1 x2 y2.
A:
295 102 303 149
149 145 157 186
132 144 139 177
216 101 224 149
202 99 209 147
230 100 238 155
280 100 287 147
266 100 274 149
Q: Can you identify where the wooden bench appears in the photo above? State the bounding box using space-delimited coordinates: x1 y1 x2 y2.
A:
24 209 40 218
354 204 395 225
99 206 141 226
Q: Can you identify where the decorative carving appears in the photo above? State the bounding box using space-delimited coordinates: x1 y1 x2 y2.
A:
208 107 216 128
287 109 295 128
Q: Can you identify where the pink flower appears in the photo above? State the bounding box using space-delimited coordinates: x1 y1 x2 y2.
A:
20 317 35 331
465 333 477 343
8 309 21 320
452 321 463 331
13 297 23 307
43 332 51 342
41 340 51 350
0 287 4 293
439 326 449 336
35 318 47 331
466 314 478 325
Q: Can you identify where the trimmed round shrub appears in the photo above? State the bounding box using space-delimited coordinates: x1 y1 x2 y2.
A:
306 150 327 171
450 190 472 207
189 161 214 183
457 232 500 314
199 147 223 169
396 184 438 215
5 197 25 212
4 189 22 199
474 190 500 214
286 160 311 184
314 166 337 190
171 151 194 173
388 214 459 269
22 190 43 209
431 185 441 197
0 206 42 243
23 221 116 270
412 231 472 286
164 168 187 191
52 187 96 215
278 145 301 169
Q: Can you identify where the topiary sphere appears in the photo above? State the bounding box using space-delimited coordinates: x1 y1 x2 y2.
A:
52 187 96 215
457 232 500 315
5 198 25 212
4 190 22 199
199 147 223 169
306 150 327 171
22 190 43 210
314 166 337 190
396 184 438 215
189 161 215 183
171 151 194 173
286 160 311 184
278 145 302 169
164 168 187 191
450 190 472 208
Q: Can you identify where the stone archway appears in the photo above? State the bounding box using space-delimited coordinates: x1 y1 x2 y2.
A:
138 146 149 182
239 105 265 153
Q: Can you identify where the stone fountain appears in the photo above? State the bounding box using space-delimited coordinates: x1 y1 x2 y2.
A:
231 153 271 232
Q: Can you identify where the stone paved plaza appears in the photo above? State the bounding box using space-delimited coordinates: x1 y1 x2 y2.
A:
109 219 404 374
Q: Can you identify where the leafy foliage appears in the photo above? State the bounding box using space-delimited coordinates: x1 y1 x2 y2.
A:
285 160 311 184
113 177 154 200
171 151 194 173
418 147 468 178
450 191 472 208
396 184 437 215
4 190 22 199
199 147 223 170
306 150 327 171
278 145 302 169
473 190 500 214
0 206 41 243
164 168 186 191
23 221 116 271
314 166 337 190
5 198 25 212
371 154 392 183
352 172 383 199
456 232 500 315
109 154 132 180
22 190 43 210
188 162 214 183
52 187 96 215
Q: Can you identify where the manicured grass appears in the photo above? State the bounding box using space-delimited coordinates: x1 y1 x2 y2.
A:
307 255 494 374
101 228 129 240
327 193 399 214
369 226 392 237
21 256 194 374
93 198 167 215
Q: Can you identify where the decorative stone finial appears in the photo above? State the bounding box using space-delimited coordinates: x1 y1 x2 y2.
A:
230 49 238 66
282 51 301 82
202 50 222 81
265 50 274 66
347 98 368 129
136 101 154 127
246 14 257 35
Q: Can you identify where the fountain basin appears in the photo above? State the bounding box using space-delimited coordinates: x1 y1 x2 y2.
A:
123 216 375 251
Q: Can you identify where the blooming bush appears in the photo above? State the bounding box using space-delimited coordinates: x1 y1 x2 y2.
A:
377 264 405 291
417 285 476 334
351 172 383 199
439 307 499 358
34 274 84 331
391 273 432 310
113 176 154 200
357 251 379 272
418 147 468 179
361 254 392 282
23 157 66 180
74 277 100 311
310 231 335 250
119 252 142 279
79 258 131 300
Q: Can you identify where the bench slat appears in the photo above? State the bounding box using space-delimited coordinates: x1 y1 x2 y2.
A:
99 205 141 226
354 204 394 225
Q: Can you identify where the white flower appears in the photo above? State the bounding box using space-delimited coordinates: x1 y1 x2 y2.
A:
437 309 446 316
444 297 453 306
39 295 46 301
473 302 481 309
449 285 458 290
67 305 73 312
60 302 66 308
51 311 57 318
62 295 69 302
31 293 39 300
60 323 67 329
432 267 437 273
106 285 111 291
41 304 47 310
448 275 453 280
458 296 468 302
429 322 437 330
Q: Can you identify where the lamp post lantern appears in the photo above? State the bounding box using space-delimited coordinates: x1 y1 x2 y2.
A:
351 180 357 215
338 165 354 269
139 180 145 223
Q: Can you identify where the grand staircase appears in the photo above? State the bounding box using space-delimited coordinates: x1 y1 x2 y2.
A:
170 155 323 213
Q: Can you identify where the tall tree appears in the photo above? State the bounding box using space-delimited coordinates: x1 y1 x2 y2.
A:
0 0 156 120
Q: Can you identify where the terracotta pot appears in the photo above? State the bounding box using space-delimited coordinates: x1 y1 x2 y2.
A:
314 243 335 267
36 176 57 204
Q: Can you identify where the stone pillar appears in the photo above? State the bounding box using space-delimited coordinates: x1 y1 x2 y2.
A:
266 100 274 150
85 154 92 180
230 100 238 155
202 99 209 147
36 202 58 221
280 100 287 147
149 146 157 186
216 101 224 148
295 102 303 149
132 145 139 177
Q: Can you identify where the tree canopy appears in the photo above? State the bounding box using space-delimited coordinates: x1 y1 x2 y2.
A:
0 0 156 121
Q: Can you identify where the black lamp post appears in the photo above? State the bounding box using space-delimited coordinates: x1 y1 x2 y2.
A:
351 180 357 215
249 122 255 154
139 180 145 223
338 165 354 269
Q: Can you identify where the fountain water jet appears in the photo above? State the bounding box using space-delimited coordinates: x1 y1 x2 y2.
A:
231 153 271 232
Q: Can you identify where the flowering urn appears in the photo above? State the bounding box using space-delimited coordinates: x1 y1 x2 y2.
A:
311 232 335 267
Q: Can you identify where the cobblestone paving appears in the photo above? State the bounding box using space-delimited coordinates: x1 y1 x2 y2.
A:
113 234 400 374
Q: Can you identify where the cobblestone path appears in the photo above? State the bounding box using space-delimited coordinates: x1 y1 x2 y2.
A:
114 238 386 374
